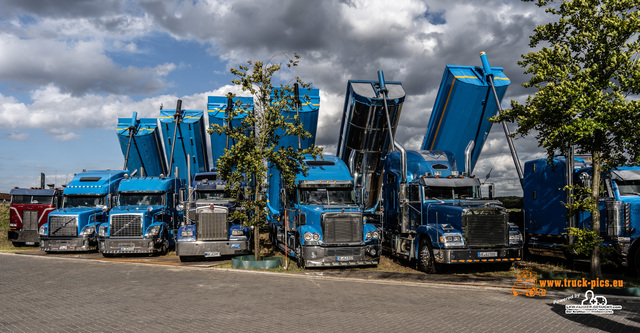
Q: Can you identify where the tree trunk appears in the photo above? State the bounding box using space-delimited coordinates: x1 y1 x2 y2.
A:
590 151 602 278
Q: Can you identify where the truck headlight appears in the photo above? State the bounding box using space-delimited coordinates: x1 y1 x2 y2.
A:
81 225 96 236
303 232 313 241
38 225 48 236
146 225 161 237
372 230 380 239
366 231 372 239
98 225 106 237
181 229 194 237
439 233 464 247
509 232 523 245
231 229 244 236
9 222 17 228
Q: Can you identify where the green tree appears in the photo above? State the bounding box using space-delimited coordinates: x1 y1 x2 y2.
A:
210 54 323 260
494 0 640 277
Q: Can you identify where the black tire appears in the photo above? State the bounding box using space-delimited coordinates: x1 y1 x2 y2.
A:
417 239 438 274
295 241 305 269
101 253 115 258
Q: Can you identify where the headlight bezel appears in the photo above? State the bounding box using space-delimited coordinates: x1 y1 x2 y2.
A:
145 225 162 237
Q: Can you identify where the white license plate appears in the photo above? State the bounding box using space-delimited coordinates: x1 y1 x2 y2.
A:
205 251 221 257
25 242 35 246
59 245 68 250
478 251 498 258
336 256 354 261
121 247 134 251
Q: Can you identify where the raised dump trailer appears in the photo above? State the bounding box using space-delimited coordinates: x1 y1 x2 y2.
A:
159 105 209 181
336 73 405 215
422 55 510 173
116 112 167 177
207 96 254 166
8 187 62 246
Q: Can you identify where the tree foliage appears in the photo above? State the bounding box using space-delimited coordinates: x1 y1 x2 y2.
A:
209 53 323 259
494 0 640 277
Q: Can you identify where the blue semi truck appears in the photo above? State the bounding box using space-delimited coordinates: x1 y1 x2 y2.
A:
379 54 523 272
267 155 380 267
523 157 640 276
176 171 251 261
382 150 523 272
97 175 185 256
266 87 380 267
39 170 126 252
175 96 253 261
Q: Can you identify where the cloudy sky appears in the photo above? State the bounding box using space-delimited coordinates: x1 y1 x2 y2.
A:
0 0 553 196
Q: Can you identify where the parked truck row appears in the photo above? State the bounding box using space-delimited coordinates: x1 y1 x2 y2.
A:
12 52 636 277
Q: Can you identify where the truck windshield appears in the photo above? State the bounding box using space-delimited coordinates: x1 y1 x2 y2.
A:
10 195 31 204
300 187 355 205
63 195 106 208
31 195 53 205
615 179 640 196
118 193 165 206
423 186 478 200
195 190 230 200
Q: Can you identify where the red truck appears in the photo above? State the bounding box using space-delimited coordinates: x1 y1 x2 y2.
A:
8 187 62 246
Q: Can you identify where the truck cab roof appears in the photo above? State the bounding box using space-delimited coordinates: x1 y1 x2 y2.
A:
63 170 127 195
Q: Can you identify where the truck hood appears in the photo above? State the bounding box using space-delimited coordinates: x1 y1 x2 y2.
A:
52 207 103 216
298 204 360 222
110 205 164 215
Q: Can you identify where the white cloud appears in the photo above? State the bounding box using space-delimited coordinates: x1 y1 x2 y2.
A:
6 132 29 141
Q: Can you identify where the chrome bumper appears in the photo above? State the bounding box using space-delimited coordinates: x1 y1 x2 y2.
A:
176 240 250 257
301 244 380 267
40 236 97 252
433 247 522 264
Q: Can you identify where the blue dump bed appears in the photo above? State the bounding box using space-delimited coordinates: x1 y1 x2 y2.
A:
116 113 167 177
271 87 320 150
207 96 254 167
266 88 320 215
421 64 510 173
336 79 405 212
159 109 209 181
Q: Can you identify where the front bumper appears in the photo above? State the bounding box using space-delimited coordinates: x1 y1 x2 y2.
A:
301 244 380 267
40 236 97 252
8 230 40 244
176 240 250 257
99 237 163 254
433 247 522 264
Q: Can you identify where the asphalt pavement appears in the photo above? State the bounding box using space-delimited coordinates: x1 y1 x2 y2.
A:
1 251 639 332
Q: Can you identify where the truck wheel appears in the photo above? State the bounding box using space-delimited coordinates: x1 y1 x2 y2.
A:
296 242 305 269
418 239 438 274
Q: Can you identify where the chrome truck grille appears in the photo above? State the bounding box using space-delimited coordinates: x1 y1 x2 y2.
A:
49 215 78 237
463 207 508 247
110 214 143 237
196 206 228 241
22 210 38 231
322 212 363 244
